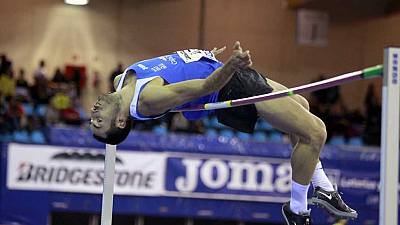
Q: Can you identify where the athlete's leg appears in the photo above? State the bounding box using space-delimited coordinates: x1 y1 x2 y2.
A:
255 79 327 216
267 79 310 110
266 79 309 147
265 79 357 221
255 90 326 185
267 79 334 192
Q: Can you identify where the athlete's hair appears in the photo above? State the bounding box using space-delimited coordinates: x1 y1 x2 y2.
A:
93 117 132 145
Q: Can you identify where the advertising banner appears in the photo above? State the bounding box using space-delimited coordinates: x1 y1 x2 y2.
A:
165 153 291 203
7 143 166 196
2 137 383 225
7 143 380 206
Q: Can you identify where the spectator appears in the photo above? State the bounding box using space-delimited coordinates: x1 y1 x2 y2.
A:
52 67 68 84
16 68 28 87
30 60 50 105
170 113 190 132
93 70 102 93
45 101 60 125
312 75 341 105
15 68 30 101
5 96 25 130
73 98 88 121
0 67 16 97
343 109 364 140
109 63 123 91
0 93 6 115
33 60 47 80
51 91 71 110
59 98 87 125
0 93 12 136
362 84 381 146
310 74 345 142
26 115 41 132
60 107 81 125
170 113 204 134
0 54 12 75
71 68 83 97
30 75 49 105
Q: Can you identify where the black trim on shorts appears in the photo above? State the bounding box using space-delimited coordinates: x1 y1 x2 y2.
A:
216 67 273 133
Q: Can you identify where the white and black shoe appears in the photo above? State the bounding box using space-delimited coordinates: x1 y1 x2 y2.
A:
308 186 358 219
282 202 312 225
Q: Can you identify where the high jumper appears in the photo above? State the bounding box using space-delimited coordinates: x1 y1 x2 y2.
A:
90 41 358 225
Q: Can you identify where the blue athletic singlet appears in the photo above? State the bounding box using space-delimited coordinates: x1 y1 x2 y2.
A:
116 49 223 121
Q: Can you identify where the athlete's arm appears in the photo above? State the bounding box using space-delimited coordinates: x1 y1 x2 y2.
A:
139 41 252 116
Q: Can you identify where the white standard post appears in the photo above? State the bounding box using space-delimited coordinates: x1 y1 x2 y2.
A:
101 144 117 225
380 47 400 225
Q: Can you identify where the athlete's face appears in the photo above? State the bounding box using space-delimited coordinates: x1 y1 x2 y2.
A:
90 93 118 137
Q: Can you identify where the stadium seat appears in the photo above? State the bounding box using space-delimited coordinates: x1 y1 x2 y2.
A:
209 116 219 128
13 130 30 143
329 136 346 145
219 129 235 138
78 107 88 121
202 117 210 127
255 120 273 131
209 116 225 129
35 104 47 117
237 132 251 141
22 103 34 116
205 128 218 138
31 130 46 144
348 137 363 146
269 132 283 142
253 131 267 142
0 133 13 142
152 125 168 135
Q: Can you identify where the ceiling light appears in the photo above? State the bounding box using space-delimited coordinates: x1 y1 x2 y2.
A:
64 0 89 6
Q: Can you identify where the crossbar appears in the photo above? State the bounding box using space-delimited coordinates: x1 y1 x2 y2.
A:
173 65 382 112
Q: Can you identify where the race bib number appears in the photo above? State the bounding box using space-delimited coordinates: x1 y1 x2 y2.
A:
177 49 218 63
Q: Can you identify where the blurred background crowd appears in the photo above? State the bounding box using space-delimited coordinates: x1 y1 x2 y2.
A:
0 53 382 146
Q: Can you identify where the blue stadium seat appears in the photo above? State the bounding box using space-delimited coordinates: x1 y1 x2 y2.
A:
209 116 219 128
202 117 210 127
35 104 47 117
0 133 13 142
13 130 30 143
255 120 273 131
209 116 226 129
237 132 251 141
253 131 267 142
152 125 168 135
269 132 283 142
348 137 363 146
329 136 346 146
31 130 46 144
219 129 235 138
78 107 88 120
22 103 34 116
205 128 218 138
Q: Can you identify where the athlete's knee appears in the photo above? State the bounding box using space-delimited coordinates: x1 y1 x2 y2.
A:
309 117 327 151
289 133 300 147
296 95 310 111
302 117 327 153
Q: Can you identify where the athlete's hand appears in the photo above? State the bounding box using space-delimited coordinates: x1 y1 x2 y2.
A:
228 41 252 69
211 46 226 56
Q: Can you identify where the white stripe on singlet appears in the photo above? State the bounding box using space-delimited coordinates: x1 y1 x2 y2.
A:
130 76 166 120
115 69 130 92
116 69 164 120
